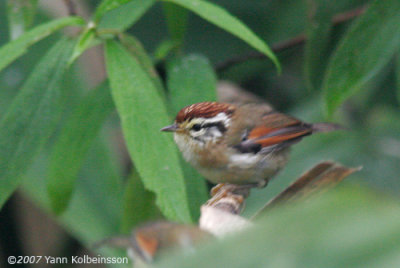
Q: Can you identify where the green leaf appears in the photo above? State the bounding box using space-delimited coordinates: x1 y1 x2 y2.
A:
68 26 101 65
163 2 188 48
0 16 84 73
22 137 125 264
94 0 133 22
161 0 280 72
98 0 155 31
153 39 180 62
0 38 75 208
396 53 400 105
47 81 115 214
119 36 193 223
119 34 164 96
304 0 336 91
166 54 215 219
167 54 217 115
157 186 400 268
6 0 38 40
121 170 161 233
322 0 400 116
105 40 192 223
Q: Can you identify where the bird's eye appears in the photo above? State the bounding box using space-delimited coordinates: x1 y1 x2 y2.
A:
192 124 202 131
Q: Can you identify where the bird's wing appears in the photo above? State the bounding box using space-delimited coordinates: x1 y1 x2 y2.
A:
235 112 313 153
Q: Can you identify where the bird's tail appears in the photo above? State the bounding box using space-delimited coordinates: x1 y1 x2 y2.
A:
311 122 345 133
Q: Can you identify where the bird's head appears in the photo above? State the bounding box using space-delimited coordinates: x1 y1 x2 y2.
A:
161 102 235 146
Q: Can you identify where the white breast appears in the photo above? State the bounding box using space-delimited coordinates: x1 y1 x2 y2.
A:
174 132 201 163
228 153 262 169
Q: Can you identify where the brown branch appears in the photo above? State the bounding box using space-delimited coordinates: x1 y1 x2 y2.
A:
216 5 367 72
63 0 77 16
332 5 366 25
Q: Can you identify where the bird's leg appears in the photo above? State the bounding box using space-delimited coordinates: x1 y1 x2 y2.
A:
210 180 267 198
209 183 251 201
210 183 249 197
207 179 269 209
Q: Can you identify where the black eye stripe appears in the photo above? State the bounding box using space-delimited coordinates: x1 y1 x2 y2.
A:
190 121 227 133
192 124 202 131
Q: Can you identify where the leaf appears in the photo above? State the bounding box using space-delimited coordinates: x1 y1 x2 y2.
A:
94 0 133 22
104 40 192 223
304 2 366 91
119 34 164 96
6 0 38 40
254 161 360 217
70 138 124 234
47 81 115 214
396 53 400 105
0 16 84 73
97 0 155 31
157 186 400 268
119 35 191 221
0 38 75 208
166 54 215 219
121 170 161 233
68 26 101 65
167 54 217 114
163 2 188 47
22 137 126 264
322 0 400 116
161 0 280 71
153 39 180 62
304 0 335 91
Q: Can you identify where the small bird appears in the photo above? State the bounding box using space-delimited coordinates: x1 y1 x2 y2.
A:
94 221 212 266
161 102 341 188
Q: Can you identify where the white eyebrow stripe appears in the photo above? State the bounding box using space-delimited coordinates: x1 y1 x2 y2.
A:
197 112 231 127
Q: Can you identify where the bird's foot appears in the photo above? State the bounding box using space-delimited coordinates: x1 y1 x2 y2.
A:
210 183 227 197
206 185 245 214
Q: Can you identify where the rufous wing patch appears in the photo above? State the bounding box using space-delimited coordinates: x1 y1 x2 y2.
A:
135 233 159 258
248 126 277 140
248 124 312 148
261 112 301 129
253 129 311 147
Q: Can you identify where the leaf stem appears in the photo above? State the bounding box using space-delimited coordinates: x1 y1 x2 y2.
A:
63 0 77 16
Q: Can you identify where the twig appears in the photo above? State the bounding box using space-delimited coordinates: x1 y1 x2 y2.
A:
63 0 77 16
216 5 367 72
331 6 366 25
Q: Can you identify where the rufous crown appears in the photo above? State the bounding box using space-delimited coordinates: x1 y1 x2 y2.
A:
175 102 235 123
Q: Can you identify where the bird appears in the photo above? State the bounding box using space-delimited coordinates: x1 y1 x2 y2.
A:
94 221 212 266
161 102 342 188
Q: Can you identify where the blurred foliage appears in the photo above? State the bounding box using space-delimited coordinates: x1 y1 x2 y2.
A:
0 0 399 267
157 185 400 267
6 0 38 40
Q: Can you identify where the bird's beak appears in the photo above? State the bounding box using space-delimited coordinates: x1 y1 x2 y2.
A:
160 123 179 132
